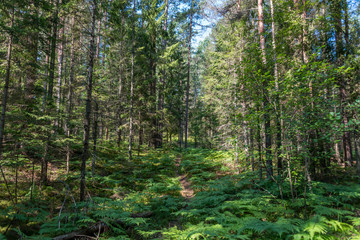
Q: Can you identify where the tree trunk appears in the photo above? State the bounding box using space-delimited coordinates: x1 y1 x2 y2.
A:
257 117 263 180
47 0 59 100
92 5 103 175
92 101 98 175
42 41 50 112
250 128 255 172
158 0 169 149
80 0 97 201
41 0 59 186
56 6 65 127
185 0 193 149
0 8 14 158
333 0 352 166
65 15 76 174
0 8 15 204
354 131 360 176
270 0 282 175
344 0 350 55
258 0 273 178
129 0 136 160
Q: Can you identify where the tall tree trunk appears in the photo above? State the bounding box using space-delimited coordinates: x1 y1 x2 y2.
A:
41 0 59 185
158 0 169 149
234 67 240 168
92 5 103 175
185 0 193 149
150 37 159 148
80 0 97 201
333 0 352 166
250 128 255 172
56 6 64 127
47 0 59 100
42 41 50 112
129 0 136 160
257 114 263 180
354 131 360 176
270 0 282 174
65 15 76 174
0 8 15 204
117 74 123 147
344 0 350 55
258 0 273 178
92 101 98 175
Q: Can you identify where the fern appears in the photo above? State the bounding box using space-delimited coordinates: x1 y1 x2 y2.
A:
326 219 353 233
313 205 353 218
303 215 328 240
185 223 227 239
348 217 360 227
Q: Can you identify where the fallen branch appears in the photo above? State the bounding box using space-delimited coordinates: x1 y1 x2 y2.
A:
53 222 108 240
53 212 153 240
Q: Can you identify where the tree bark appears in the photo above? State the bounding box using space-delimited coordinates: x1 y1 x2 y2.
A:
41 0 59 186
92 101 98 175
269 0 282 175
129 0 136 160
333 0 352 166
92 5 103 175
65 15 76 174
158 0 169 149
258 0 273 178
185 0 193 149
0 8 15 204
56 5 65 127
47 0 59 100
80 0 97 201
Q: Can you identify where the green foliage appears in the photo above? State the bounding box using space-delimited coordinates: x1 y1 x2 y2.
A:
1 147 360 239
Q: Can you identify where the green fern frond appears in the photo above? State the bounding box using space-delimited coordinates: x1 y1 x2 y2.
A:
237 217 273 233
303 215 328 240
326 219 353 233
76 217 96 224
186 223 226 240
348 217 360 227
313 205 353 217
291 232 311 240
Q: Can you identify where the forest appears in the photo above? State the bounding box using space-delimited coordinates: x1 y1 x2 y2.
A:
0 0 360 239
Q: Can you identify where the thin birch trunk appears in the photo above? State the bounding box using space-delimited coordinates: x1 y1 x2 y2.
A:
56 6 64 127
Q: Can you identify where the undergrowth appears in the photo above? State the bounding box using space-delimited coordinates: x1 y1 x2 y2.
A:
0 147 360 239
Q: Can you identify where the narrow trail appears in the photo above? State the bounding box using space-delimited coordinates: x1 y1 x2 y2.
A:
175 155 194 200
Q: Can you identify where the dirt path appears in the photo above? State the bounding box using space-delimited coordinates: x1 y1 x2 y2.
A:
175 156 194 200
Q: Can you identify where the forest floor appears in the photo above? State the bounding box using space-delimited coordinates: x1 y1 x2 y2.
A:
1 147 360 239
175 155 194 200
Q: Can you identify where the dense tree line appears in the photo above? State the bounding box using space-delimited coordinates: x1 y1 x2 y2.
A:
0 0 199 201
194 0 360 183
0 0 359 213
